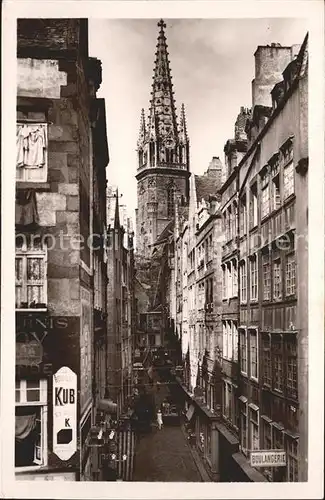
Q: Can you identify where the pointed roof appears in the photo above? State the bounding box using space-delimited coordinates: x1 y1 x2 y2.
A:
147 19 179 142
137 108 146 149
179 103 188 144
114 190 120 229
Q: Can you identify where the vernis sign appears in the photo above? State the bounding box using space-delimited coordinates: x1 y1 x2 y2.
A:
53 366 77 461
250 450 286 467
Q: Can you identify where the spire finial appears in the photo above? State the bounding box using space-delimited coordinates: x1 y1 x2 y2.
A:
179 103 188 142
158 19 166 31
114 188 120 229
137 108 146 148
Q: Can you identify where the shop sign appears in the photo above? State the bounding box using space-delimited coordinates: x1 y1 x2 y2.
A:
53 366 77 461
16 340 43 365
250 450 286 467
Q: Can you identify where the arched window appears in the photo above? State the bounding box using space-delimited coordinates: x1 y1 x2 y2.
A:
138 149 143 168
179 145 183 163
149 141 155 166
167 185 175 217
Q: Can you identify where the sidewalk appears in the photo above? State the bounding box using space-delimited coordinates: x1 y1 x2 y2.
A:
180 424 211 482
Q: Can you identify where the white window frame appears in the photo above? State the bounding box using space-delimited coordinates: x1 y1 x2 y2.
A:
249 329 258 381
272 173 281 211
232 259 238 298
239 400 248 455
15 240 47 311
273 258 282 301
239 328 248 375
222 265 227 299
232 321 238 362
262 253 271 301
15 379 48 470
249 405 260 451
239 259 247 303
250 255 258 302
261 183 270 219
283 161 294 200
285 253 296 297
227 320 233 360
222 321 228 360
227 262 232 298
16 122 48 183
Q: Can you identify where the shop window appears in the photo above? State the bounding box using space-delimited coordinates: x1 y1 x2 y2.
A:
15 379 47 468
16 122 48 183
15 240 47 310
286 437 298 482
272 425 286 481
262 418 273 480
240 400 248 454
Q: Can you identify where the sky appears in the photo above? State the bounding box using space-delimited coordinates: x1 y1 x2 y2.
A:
89 18 308 222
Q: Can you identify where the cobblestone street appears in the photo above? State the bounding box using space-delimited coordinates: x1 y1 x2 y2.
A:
133 425 202 482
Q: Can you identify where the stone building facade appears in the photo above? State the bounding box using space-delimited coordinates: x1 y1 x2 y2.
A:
106 193 135 416
135 20 190 258
170 158 227 480
219 35 308 482
15 19 109 480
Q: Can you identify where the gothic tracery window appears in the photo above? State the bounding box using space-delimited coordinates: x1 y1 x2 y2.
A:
167 184 176 217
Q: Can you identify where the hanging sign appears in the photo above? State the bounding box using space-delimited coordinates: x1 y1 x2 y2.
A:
53 366 77 461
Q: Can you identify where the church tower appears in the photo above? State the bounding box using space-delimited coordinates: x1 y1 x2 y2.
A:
136 19 190 257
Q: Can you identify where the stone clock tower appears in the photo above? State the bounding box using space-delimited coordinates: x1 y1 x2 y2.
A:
135 19 190 257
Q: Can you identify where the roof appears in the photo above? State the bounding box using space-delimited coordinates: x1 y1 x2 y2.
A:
195 173 221 204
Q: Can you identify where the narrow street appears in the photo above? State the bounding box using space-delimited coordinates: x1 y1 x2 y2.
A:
132 364 202 482
133 425 201 482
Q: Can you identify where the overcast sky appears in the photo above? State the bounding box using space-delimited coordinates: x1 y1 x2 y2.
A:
89 18 308 221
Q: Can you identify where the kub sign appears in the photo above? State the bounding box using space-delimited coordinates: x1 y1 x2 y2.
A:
53 366 77 461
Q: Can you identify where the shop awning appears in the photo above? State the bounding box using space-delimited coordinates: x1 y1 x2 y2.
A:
186 404 195 421
98 399 117 414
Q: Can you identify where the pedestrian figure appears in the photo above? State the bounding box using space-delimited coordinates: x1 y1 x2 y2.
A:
157 409 163 430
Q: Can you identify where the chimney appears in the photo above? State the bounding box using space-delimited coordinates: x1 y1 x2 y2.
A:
252 44 295 108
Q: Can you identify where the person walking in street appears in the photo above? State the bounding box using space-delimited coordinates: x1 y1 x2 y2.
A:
157 409 163 430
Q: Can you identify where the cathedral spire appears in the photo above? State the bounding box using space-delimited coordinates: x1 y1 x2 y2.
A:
114 189 120 229
137 108 146 149
147 19 179 147
179 103 188 143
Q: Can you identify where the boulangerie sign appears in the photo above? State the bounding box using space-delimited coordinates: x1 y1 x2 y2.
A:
53 366 77 461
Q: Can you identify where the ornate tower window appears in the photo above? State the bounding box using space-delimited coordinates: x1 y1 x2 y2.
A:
138 148 144 168
167 184 176 217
